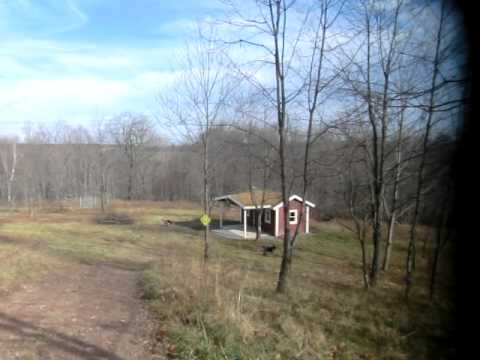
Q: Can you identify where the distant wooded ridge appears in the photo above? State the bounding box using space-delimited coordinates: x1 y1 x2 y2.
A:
0 122 455 227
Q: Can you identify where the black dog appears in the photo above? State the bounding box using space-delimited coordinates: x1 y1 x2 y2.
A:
262 245 276 256
164 219 173 226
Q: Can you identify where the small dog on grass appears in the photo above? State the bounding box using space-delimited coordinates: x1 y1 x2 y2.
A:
164 219 173 226
262 245 276 256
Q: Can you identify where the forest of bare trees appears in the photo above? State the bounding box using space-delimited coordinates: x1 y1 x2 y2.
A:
0 0 466 298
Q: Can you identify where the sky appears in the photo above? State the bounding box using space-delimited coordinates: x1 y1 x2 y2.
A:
0 0 462 140
0 0 225 138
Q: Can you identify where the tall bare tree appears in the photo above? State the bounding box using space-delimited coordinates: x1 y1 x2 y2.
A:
340 0 406 286
221 0 346 292
0 138 19 207
404 0 465 299
159 26 233 262
107 113 155 201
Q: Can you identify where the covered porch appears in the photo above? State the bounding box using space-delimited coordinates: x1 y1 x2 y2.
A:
214 190 280 239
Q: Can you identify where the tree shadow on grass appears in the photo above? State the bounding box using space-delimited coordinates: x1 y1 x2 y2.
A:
0 311 126 360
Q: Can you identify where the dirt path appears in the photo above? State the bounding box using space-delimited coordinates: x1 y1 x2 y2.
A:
0 262 164 359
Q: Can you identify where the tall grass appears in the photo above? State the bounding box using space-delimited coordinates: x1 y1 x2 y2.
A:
137 218 454 360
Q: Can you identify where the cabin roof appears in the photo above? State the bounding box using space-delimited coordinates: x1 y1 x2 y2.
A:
214 190 315 209
230 190 282 207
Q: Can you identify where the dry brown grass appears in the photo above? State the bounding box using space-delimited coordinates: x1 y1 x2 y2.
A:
141 258 333 359
139 216 454 359
0 201 454 360
111 199 200 210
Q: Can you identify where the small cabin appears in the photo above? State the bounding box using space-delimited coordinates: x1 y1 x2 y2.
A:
214 190 315 239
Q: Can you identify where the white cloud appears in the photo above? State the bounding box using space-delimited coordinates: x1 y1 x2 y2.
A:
0 0 293 136
155 19 198 36
0 68 185 132
55 53 135 69
0 0 88 35
0 77 129 105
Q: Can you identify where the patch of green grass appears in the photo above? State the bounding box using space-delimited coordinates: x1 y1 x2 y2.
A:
0 242 61 291
1 219 201 265
139 209 202 225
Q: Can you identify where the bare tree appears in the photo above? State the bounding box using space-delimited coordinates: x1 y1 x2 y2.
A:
92 119 115 212
220 0 348 292
0 138 19 207
339 138 372 289
107 113 156 201
290 0 344 253
340 0 406 286
245 0 296 293
382 99 406 271
159 26 233 262
404 0 464 299
244 120 274 241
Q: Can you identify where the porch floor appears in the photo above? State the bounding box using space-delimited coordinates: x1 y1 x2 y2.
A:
212 224 276 240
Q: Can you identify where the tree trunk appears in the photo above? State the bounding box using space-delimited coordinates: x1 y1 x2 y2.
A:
100 172 106 213
268 0 292 294
383 213 396 271
7 181 12 205
429 184 451 300
429 228 442 301
405 0 445 301
276 125 291 293
382 104 405 271
360 235 370 290
256 210 262 241
277 222 292 293
203 135 210 263
365 10 382 288
127 157 134 201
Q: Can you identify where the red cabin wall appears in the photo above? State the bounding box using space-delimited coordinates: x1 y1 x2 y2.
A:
276 199 306 237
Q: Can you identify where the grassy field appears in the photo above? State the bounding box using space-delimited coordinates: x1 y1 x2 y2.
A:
0 201 455 359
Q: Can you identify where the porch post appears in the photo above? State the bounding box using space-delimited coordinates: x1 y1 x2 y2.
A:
219 201 224 229
274 208 279 237
243 209 247 239
306 206 310 233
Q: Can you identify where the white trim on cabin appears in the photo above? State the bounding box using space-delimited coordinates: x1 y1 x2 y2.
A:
214 194 315 210
272 200 283 210
214 195 245 209
272 195 316 210
243 209 247 238
219 201 224 228
243 205 272 210
214 195 274 210
306 206 310 233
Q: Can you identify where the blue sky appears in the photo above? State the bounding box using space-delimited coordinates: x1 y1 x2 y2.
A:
0 0 455 139
0 0 225 137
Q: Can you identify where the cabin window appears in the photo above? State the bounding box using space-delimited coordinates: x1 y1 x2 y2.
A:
289 209 298 224
265 210 271 224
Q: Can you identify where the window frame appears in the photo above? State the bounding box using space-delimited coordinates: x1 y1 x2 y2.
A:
289 209 298 224
265 210 271 224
